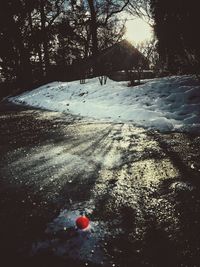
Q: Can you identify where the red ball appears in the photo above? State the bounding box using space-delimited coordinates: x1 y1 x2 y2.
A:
76 216 90 230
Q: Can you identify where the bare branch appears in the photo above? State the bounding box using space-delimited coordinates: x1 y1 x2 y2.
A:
127 0 153 26
103 0 130 26
47 0 65 28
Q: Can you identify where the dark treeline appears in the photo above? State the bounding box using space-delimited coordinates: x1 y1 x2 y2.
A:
0 0 128 96
150 0 200 74
1 0 200 97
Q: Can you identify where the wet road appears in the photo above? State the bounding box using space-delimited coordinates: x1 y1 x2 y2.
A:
1 102 200 267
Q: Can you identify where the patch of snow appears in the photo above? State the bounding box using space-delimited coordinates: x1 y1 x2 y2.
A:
9 75 200 133
170 181 194 192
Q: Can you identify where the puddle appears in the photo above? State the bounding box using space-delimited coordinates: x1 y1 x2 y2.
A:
31 202 118 266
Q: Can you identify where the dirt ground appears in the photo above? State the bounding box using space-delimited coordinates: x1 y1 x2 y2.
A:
0 101 200 267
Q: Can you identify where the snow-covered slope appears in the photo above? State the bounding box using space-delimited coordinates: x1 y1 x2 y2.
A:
9 75 200 133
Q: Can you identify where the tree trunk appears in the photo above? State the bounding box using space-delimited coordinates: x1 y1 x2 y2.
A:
15 27 33 88
40 0 50 78
87 0 99 75
37 43 44 80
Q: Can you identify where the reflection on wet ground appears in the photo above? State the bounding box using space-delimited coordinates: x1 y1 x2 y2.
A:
0 103 200 266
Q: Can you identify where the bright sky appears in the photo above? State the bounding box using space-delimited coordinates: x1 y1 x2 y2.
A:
125 18 153 44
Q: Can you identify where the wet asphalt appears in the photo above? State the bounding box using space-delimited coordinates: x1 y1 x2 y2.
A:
0 101 200 267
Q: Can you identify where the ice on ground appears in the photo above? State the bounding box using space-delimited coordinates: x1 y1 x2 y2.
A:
31 202 118 266
9 75 200 133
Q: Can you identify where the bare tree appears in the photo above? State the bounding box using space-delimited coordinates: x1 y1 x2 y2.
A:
85 0 130 75
126 0 153 26
136 38 158 69
39 0 65 77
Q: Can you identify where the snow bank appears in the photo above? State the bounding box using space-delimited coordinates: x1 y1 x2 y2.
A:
9 75 200 133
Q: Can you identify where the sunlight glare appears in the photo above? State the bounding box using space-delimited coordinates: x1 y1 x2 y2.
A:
125 18 152 44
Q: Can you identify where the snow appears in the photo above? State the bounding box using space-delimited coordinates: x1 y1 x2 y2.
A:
9 75 200 133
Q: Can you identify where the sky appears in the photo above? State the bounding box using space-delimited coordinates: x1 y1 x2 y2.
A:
125 17 153 44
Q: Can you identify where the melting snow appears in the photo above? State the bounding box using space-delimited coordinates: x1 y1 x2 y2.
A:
9 75 200 132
